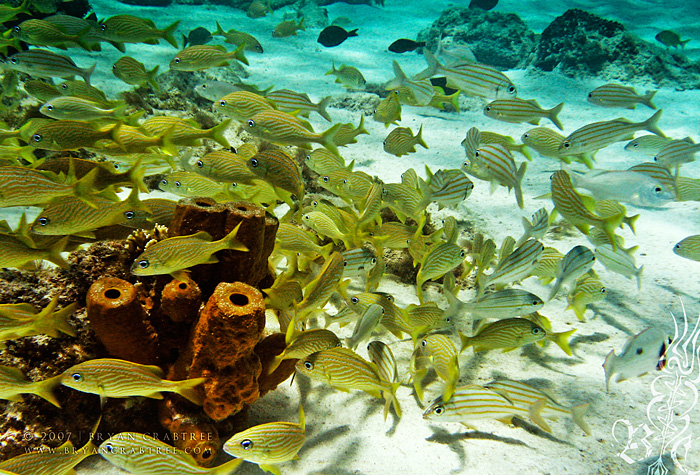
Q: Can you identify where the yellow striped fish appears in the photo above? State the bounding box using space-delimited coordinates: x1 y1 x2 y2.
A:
559 109 664 157
296 347 401 418
326 62 366 90
263 279 303 313
373 90 402 127
595 244 643 289
0 295 76 341
267 326 340 374
213 21 263 53
416 333 460 402
4 49 96 84
39 96 127 121
112 56 160 90
531 247 562 284
485 379 591 435
215 90 276 121
332 116 368 147
628 162 677 194
346 303 384 350
1 434 97 475
548 245 596 300
0 365 61 407
131 224 247 280
479 238 544 290
247 109 341 154
0 166 100 207
31 188 146 238
383 125 428 157
418 50 516 99
357 182 384 226
425 167 474 209
673 235 700 261
222 406 305 475
141 116 231 148
276 223 333 259
57 80 111 105
100 432 242 475
653 138 700 169
29 120 116 151
416 242 465 303
624 134 672 156
460 318 546 352
367 340 398 384
345 292 408 339
267 89 332 121
342 248 377 276
475 143 527 208
386 60 435 107
444 288 544 321
189 149 257 183
550 170 621 249
423 384 542 429
248 149 303 197
97 14 179 47
484 98 564 130
567 274 607 320
61 358 206 404
403 302 450 343
521 127 592 168
301 211 347 246
587 83 656 110
0 233 68 269
170 44 248 70
159 171 234 200
295 252 345 319
11 18 92 50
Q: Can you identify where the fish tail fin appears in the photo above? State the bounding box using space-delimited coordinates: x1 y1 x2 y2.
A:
514 161 527 209
321 123 341 155
31 374 63 407
635 265 644 290
644 109 664 137
643 90 657 110
551 328 576 356
52 301 78 337
417 49 440 79
415 124 428 149
319 241 334 260
681 38 691 49
603 349 617 393
317 96 332 122
208 118 232 148
458 331 473 353
266 355 284 375
549 102 565 131
325 61 337 76
355 114 368 137
298 17 306 31
181 33 188 48
211 458 244 475
74 26 94 52
348 28 359 38
214 21 226 37
147 65 161 91
47 236 70 268
73 167 100 207
82 63 96 86
162 20 181 48
386 60 407 90
382 381 402 420
528 398 552 433
567 299 587 321
547 278 562 301
231 42 249 66
447 90 460 112
175 377 207 405
222 222 248 252
571 403 592 435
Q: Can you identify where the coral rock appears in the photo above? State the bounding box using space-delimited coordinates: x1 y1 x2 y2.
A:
161 276 202 324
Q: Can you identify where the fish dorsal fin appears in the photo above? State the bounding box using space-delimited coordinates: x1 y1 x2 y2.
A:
525 99 540 108
141 364 165 378
189 230 213 241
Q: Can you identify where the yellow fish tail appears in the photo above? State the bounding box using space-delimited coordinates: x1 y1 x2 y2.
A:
550 329 576 355
162 20 181 48
208 118 232 148
30 374 63 407
320 123 342 156
549 102 565 131
174 376 207 405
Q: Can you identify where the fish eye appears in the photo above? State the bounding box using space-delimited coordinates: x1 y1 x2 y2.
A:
219 100 226 107
654 186 662 193
12 26 19 33
112 64 117 70
532 300 540 306
10 57 18 64
202 448 212 459
532 328 543 335
175 181 181 187
161 179 168 186
37 217 49 226
124 211 135 219
600 287 607 294
508 85 516 94
371 258 377 264
46 105 54 111
312 200 319 206
632 143 639 148
32 134 42 142
247 119 255 127
174 57 181 64
100 24 106 31
303 361 313 370
350 296 359 304
240 439 253 450
257 45 262 52
445 317 451 323
201 84 208 89
523 133 529 139
433 406 444 415
322 176 330 182
484 106 491 112
196 160 204 168
231 182 238 188
474 150 480 157
587 93 592 98
250 158 258 167
460 251 466 257
60 83 68 89
653 156 659 162
71 373 82 382
103 443 114 454
138 259 149 269
343 261 348 267
421 339 427 347
636 348 644 355
562 141 571 148
342 179 348 184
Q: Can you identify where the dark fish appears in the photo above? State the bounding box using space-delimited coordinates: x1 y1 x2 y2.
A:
317 26 358 48
469 0 498 10
388 38 425 53
182 27 212 48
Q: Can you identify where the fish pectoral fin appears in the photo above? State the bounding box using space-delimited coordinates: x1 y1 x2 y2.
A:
260 464 282 475
144 391 165 399
366 389 382 399
528 398 552 433
170 270 191 281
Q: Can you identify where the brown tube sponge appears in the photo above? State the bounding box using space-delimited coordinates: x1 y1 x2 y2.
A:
160 276 202 324
158 397 220 468
86 277 160 365
181 282 266 421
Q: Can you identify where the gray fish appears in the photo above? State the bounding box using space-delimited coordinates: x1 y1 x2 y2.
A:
182 26 212 48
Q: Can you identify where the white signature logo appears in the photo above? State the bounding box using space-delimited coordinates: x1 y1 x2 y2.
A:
612 300 700 475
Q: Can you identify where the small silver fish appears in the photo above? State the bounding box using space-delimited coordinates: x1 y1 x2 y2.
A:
603 327 671 392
